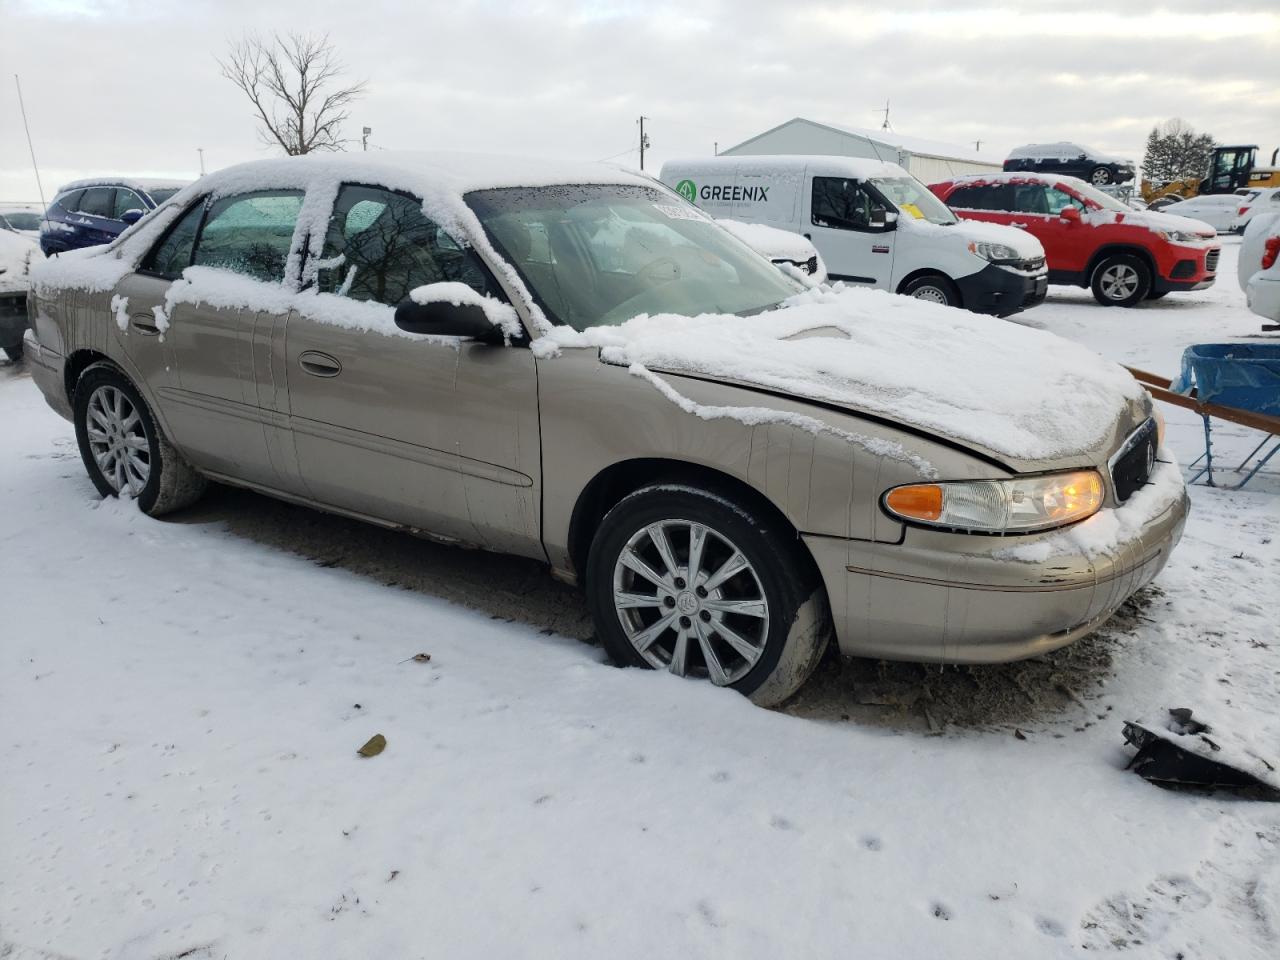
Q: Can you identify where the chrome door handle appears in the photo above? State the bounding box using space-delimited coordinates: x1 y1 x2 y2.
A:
1010 222 1028 228
298 351 342 377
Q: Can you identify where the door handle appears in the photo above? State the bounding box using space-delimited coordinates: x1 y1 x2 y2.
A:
1010 222 1029 229
299 351 342 378
130 316 161 335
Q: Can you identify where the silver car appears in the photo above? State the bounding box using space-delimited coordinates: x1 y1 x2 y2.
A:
23 153 1188 706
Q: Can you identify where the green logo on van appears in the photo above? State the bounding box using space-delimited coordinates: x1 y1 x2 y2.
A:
675 179 697 203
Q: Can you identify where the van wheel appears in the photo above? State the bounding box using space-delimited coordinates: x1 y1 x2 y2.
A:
73 362 207 516
1090 254 1151 307
901 274 960 308
1090 166 1114 186
586 484 831 707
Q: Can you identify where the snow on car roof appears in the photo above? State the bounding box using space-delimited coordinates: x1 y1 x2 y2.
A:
940 171 1092 187
57 177 192 196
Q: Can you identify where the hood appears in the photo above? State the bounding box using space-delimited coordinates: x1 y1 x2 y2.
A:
1104 208 1217 238
900 215 1046 259
538 286 1148 468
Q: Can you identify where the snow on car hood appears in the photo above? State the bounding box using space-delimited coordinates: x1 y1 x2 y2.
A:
1106 208 1217 237
901 215 1045 259
535 285 1146 464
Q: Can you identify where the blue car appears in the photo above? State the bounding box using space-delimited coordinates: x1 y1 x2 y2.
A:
40 178 189 256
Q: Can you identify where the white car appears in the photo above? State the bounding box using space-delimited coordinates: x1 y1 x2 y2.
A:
1237 212 1280 323
1230 188 1280 234
716 219 827 284
1156 194 1241 233
0 202 44 239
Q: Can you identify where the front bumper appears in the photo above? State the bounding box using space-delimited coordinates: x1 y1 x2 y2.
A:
805 479 1190 664
1247 275 1280 323
955 263 1048 317
1152 245 1219 294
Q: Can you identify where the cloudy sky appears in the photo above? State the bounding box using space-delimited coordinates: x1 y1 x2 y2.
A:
2 0 1278 200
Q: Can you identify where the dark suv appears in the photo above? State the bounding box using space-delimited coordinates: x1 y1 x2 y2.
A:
1003 143 1135 187
39 178 189 256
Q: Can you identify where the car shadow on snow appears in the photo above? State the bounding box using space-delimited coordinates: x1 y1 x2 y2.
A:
168 482 1143 736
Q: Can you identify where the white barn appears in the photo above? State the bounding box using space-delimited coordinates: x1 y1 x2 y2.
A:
721 117 1002 183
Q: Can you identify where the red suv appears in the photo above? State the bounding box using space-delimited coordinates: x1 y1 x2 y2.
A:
929 173 1220 307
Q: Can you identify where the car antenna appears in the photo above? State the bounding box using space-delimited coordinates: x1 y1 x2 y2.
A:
13 73 53 251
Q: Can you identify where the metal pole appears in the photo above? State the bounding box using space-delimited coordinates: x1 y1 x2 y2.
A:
197 148 205 175
639 116 646 170
13 74 50 229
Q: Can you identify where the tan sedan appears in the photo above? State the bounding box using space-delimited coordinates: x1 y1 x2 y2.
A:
24 153 1188 705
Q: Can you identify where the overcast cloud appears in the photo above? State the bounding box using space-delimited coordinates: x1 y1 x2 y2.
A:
2 0 1278 200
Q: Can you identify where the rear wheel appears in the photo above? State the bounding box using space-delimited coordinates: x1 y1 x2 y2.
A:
1090 166 1114 186
901 273 960 308
73 363 207 516
1090 254 1151 307
587 484 831 707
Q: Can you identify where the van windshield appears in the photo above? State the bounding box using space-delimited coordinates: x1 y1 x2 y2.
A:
870 176 957 225
466 184 805 331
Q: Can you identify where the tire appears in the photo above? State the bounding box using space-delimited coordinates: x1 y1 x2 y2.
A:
900 273 961 308
72 362 207 516
586 483 831 707
1090 254 1151 307
2 341 22 362
1090 166 1114 186
1145 289 1169 301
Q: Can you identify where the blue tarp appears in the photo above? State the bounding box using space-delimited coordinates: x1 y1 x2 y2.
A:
1169 343 1280 414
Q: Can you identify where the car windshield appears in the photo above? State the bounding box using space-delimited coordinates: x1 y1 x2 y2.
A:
1066 180 1130 213
147 187 183 205
869 176 957 225
465 184 805 330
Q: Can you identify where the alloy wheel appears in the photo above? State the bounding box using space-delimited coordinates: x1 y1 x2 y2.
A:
611 519 770 685
85 385 150 495
1099 263 1140 301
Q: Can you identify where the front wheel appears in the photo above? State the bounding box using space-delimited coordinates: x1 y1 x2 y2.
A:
1090 254 1151 307
586 484 831 707
73 362 207 516
900 273 960 308
1090 166 1114 186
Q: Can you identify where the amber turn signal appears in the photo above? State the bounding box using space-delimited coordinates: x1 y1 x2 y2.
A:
884 484 943 521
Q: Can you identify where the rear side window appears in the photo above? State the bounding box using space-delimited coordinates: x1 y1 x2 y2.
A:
811 177 878 230
142 199 207 278
945 184 1012 211
113 189 147 218
316 184 493 305
147 187 183 206
78 188 114 218
191 190 304 283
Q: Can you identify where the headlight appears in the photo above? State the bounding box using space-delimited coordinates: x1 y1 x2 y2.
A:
968 240 1022 263
883 470 1104 533
1154 229 1202 243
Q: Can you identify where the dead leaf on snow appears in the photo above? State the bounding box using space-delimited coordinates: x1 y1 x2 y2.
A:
398 653 432 664
357 734 386 757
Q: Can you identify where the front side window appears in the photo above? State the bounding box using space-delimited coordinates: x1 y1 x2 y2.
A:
78 188 114 219
113 189 146 218
1044 187 1087 215
316 184 494 305
191 190 303 283
467 183 803 331
811 177 880 230
142 198 207 278
54 189 84 213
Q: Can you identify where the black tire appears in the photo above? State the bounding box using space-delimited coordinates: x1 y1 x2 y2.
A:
72 362 207 516
2 341 22 362
1090 166 1114 186
900 273 961 309
1090 254 1151 307
586 484 831 707
1145 289 1169 301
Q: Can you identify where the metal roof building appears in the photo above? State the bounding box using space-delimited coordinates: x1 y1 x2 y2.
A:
722 117 1003 183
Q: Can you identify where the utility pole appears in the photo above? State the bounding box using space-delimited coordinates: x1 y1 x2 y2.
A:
639 116 650 170
197 148 205 175
879 99 891 130
714 141 718 155
974 140 982 152
362 126 371 152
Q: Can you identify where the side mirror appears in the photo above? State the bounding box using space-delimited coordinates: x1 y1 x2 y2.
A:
395 284 504 341
869 206 897 230
120 209 145 225
1060 206 1082 224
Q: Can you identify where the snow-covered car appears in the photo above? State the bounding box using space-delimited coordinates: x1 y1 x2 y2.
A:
1237 212 1280 323
23 153 1188 705
715 219 827 284
1151 194 1239 232
1004 143 1135 186
0 228 39 360
1229 187 1280 234
0 202 44 239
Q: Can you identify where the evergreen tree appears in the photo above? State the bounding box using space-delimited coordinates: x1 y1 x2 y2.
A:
1142 119 1216 184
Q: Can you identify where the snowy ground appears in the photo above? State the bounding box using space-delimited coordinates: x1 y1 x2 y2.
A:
2 240 1278 959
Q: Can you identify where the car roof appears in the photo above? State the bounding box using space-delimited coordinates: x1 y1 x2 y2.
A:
57 177 193 196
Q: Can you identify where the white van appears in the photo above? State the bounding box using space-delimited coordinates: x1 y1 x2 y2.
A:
660 155 1048 316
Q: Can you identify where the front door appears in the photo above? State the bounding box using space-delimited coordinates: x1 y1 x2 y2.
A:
282 183 542 556
804 175 895 287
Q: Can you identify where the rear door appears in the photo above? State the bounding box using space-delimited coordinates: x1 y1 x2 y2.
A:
282 183 541 555
804 174 894 287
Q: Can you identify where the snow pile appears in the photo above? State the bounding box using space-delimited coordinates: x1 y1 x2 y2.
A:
109 295 129 333
0 230 38 295
715 219 816 264
535 284 1147 462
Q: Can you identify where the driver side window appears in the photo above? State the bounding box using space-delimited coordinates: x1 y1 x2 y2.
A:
811 177 878 231
315 184 495 306
1045 187 1086 215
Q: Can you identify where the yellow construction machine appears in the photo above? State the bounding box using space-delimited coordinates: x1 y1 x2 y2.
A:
1141 145 1279 204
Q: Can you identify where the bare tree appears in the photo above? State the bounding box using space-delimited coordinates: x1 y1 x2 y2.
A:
219 32 366 155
